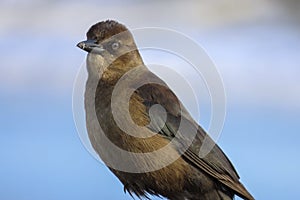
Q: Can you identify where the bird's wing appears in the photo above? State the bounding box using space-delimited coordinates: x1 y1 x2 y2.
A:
132 70 254 200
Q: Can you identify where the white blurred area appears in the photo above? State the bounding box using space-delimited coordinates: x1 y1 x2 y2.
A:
1 0 299 112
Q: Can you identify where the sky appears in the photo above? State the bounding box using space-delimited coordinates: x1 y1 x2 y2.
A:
1 0 300 199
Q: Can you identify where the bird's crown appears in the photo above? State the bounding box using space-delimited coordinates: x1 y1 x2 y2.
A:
86 20 128 41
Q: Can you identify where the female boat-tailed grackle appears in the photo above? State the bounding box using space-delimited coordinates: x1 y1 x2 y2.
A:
77 20 254 200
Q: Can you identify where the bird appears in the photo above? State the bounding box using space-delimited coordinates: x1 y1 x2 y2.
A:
77 20 254 200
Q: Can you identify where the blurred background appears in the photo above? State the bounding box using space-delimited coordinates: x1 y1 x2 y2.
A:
1 0 299 199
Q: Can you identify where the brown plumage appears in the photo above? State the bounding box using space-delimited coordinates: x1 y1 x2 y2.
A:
77 20 254 200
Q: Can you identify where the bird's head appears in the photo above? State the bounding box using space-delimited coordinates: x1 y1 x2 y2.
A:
77 20 139 63
77 20 143 78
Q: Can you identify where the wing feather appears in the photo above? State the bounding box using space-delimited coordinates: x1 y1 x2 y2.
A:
132 69 254 200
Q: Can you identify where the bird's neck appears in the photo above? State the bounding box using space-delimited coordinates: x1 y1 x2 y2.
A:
105 50 144 84
87 50 144 85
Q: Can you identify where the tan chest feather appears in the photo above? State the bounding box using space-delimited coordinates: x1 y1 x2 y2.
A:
117 94 191 190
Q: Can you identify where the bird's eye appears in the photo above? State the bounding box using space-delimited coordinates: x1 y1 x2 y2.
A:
111 42 120 50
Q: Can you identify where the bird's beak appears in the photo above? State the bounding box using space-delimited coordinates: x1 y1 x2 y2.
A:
76 39 105 54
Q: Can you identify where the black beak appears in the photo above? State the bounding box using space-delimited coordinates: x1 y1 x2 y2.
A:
76 39 104 54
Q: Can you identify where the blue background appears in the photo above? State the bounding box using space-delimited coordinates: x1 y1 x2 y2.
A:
1 0 300 199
